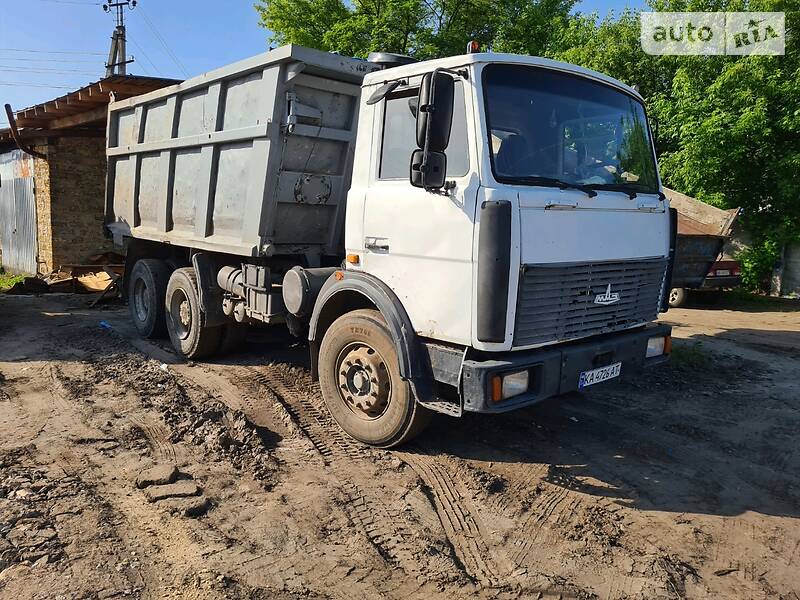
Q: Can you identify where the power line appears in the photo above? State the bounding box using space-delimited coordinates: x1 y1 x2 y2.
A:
0 65 101 75
128 35 161 76
0 48 106 56
0 56 105 64
136 7 189 77
35 0 102 4
0 81 81 89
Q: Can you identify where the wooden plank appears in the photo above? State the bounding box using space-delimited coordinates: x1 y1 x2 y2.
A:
47 105 109 129
102 82 169 96
16 128 105 139
15 115 52 128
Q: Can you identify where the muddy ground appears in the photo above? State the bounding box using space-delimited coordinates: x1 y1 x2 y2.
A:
0 293 798 600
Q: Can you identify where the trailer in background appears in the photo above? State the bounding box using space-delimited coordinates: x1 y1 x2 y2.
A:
665 187 740 307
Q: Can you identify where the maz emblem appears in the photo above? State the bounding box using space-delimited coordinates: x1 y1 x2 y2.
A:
594 284 621 306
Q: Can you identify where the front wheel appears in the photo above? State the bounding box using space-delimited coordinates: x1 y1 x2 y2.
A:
318 309 432 448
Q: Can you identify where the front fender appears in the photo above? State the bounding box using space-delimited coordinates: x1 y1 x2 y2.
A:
308 270 434 402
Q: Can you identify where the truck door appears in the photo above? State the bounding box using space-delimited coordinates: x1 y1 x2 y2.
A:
360 79 478 346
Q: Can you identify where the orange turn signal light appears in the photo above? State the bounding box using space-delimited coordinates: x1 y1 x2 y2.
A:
664 335 672 355
491 375 502 402
346 254 360 265
334 270 344 281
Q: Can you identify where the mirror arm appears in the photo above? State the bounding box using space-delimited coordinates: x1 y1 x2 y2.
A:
437 67 468 80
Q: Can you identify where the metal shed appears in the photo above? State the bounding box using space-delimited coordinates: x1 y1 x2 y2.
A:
0 150 36 273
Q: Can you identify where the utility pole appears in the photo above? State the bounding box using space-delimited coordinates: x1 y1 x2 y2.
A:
103 0 136 77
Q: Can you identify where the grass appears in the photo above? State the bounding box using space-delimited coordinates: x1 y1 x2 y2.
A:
670 342 711 370
728 288 778 305
0 268 25 292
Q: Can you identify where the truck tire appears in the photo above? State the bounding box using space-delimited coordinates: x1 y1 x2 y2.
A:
668 287 688 308
165 267 222 359
128 259 170 338
318 309 432 448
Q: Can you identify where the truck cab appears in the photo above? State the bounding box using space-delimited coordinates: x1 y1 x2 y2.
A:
307 52 673 435
349 53 671 349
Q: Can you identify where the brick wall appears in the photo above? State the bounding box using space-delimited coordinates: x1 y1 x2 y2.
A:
46 137 114 270
32 147 53 274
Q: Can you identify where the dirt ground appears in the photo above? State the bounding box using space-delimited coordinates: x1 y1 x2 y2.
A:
0 293 798 600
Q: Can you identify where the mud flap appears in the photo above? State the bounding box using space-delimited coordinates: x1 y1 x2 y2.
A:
191 253 228 328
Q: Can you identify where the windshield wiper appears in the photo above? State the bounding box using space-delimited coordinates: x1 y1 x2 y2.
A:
503 176 597 198
583 183 644 199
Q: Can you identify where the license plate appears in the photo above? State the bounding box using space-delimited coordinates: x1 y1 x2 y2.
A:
715 269 730 276
579 362 622 389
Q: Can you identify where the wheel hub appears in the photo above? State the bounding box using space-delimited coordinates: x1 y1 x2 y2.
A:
337 345 390 419
179 300 191 327
133 279 149 322
169 289 193 340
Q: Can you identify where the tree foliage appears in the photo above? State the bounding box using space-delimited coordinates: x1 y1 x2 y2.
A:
256 0 578 58
256 0 799 290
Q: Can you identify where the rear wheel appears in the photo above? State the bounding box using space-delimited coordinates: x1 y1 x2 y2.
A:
318 309 432 448
128 259 170 338
668 287 688 308
165 267 222 359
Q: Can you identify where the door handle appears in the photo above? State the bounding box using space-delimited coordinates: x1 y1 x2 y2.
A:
637 199 660 211
364 237 389 253
544 199 578 209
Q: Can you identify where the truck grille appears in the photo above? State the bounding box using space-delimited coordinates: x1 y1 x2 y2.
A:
513 258 668 347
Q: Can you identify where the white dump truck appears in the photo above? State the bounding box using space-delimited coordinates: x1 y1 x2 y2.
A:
106 44 675 447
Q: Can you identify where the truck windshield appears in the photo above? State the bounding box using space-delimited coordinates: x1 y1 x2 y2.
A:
483 64 658 194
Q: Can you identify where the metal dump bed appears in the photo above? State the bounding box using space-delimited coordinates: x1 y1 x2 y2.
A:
665 188 740 288
105 45 377 258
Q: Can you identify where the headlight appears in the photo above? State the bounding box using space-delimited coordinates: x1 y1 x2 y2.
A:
491 370 529 401
646 335 671 358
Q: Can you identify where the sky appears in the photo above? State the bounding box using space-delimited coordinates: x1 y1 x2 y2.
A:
0 0 645 127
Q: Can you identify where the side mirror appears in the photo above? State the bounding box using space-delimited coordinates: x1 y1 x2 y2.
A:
410 149 447 189
416 71 454 152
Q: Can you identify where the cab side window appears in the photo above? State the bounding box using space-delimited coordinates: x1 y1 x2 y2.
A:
378 81 469 180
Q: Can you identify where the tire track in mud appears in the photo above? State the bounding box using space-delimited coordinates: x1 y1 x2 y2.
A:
48 358 183 466
396 449 511 587
510 484 576 565
102 333 433 597
243 364 522 589
242 365 434 592
126 413 179 463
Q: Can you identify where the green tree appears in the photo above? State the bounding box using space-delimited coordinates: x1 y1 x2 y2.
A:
255 0 578 59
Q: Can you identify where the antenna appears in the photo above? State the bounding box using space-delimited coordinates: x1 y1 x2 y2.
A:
103 0 137 76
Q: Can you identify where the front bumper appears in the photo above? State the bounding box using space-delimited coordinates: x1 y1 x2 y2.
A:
461 324 671 413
